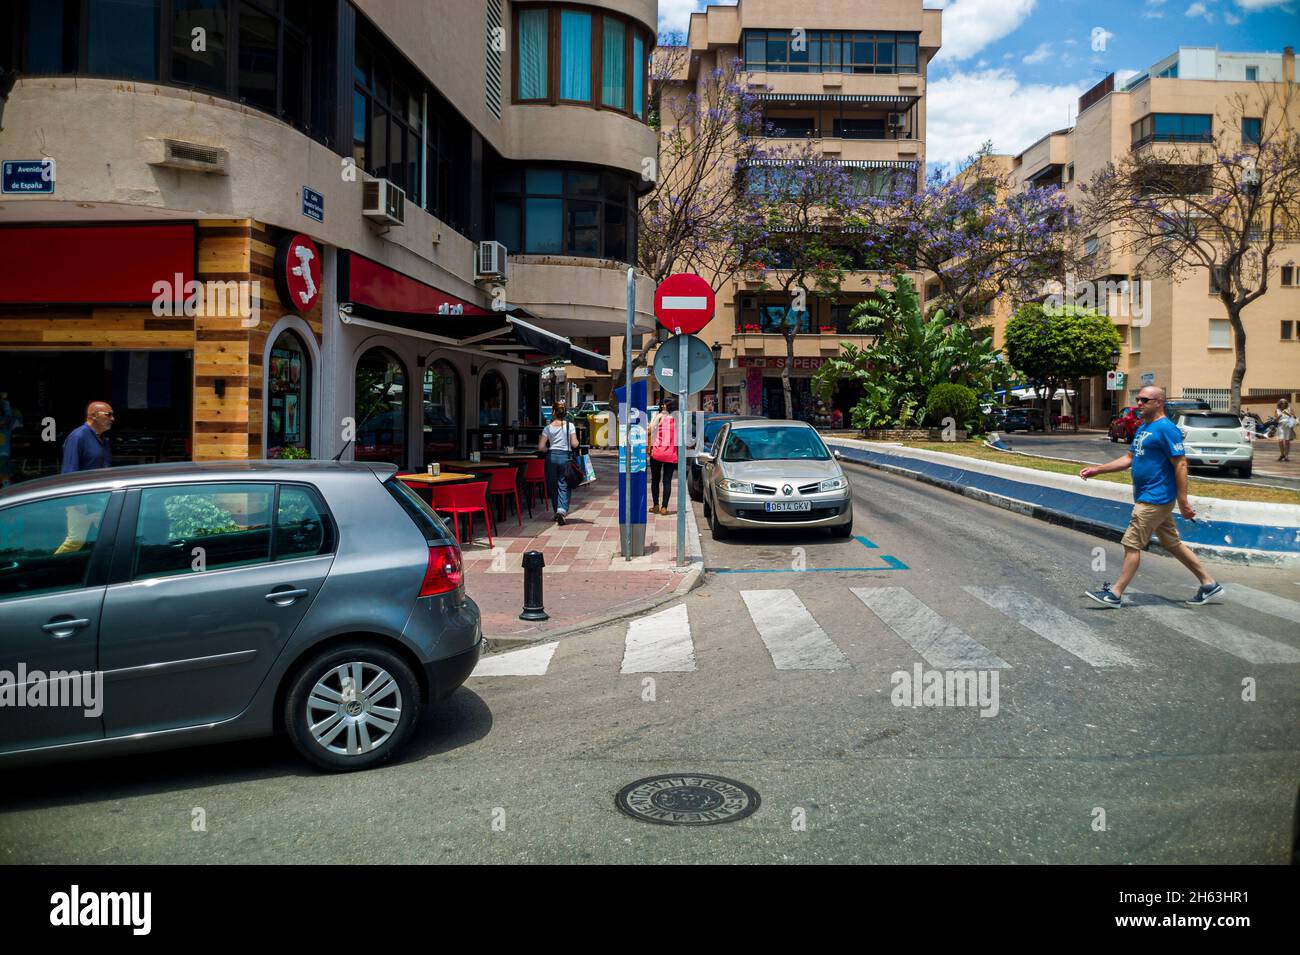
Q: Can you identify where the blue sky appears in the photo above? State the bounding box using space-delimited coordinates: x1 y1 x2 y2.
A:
658 0 1298 170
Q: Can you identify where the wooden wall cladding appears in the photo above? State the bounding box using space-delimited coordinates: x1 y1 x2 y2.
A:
0 219 325 464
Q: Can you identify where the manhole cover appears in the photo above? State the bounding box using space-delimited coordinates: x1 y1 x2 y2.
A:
615 774 760 826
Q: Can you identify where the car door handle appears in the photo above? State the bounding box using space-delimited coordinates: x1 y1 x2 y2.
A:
264 587 310 605
42 617 91 636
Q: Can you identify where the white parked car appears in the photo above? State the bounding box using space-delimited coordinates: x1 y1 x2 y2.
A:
1174 411 1253 478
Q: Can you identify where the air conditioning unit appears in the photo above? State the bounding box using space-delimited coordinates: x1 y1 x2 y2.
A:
476 240 509 282
147 139 228 175
887 113 906 130
363 178 406 225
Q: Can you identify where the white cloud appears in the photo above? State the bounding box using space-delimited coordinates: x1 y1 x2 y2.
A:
1186 2 1214 21
977 58 991 67
1225 10 1243 21
926 68 1087 172
1143 0 1167 14
932 0 1038 63
1023 42 1053 64
657 0 712 39
1234 0 1289 9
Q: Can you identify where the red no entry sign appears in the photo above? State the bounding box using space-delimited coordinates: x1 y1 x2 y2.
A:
654 273 715 335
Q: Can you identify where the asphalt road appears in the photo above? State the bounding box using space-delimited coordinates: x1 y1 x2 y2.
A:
3 464 1297 864
992 429 1300 489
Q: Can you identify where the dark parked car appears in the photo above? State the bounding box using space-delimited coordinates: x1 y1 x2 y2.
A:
1109 406 1140 443
1000 407 1046 432
687 413 762 501
1164 398 1213 418
0 461 481 772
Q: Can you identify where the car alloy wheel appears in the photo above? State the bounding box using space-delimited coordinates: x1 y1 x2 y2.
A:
308 661 403 757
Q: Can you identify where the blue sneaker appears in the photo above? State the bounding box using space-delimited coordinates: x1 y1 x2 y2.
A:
1185 582 1224 606
1086 584 1122 608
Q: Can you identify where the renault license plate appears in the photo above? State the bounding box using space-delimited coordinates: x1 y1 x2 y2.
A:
766 501 811 512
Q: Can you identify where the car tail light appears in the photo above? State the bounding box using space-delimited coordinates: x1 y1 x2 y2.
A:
419 545 463 596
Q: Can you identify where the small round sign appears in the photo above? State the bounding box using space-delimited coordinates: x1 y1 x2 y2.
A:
615 773 761 826
654 273 715 335
274 234 322 313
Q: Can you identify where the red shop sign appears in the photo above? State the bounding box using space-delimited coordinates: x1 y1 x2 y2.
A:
274 234 322 313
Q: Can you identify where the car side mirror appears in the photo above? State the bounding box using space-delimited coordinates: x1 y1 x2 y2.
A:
698 451 714 464
833 449 842 460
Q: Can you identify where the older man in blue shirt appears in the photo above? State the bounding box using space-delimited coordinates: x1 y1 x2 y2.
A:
61 401 115 473
1079 386 1221 607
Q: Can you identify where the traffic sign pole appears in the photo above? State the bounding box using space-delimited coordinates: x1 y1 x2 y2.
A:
677 328 687 568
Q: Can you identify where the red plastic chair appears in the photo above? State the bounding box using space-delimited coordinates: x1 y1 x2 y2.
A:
431 481 493 547
487 465 523 528
522 458 548 514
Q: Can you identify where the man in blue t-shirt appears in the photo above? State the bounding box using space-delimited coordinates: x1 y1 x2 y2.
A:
61 401 115 473
1079 386 1221 607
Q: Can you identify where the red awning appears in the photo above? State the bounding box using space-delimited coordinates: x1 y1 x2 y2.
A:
340 252 492 317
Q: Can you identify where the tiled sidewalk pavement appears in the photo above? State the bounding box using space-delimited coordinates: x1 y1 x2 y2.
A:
460 451 703 639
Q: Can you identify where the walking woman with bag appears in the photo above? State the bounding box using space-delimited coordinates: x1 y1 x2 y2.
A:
1276 399 1295 462
648 397 679 515
537 403 579 525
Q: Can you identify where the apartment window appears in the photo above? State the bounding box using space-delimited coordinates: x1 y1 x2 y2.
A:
834 117 887 139
1210 266 1226 294
601 16 625 108
1065 163 1074 182
1137 164 1212 196
88 0 160 80
491 165 634 262
1130 325 1142 352
765 115 817 138
737 297 811 334
741 30 920 75
1282 321 1294 341
1283 266 1295 286
171 0 228 93
1084 235 1100 257
1242 117 1262 146
1130 113 1212 148
517 7 549 100
1208 319 1231 349
513 5 649 120
486 0 504 117
1245 66 1258 81
354 34 424 206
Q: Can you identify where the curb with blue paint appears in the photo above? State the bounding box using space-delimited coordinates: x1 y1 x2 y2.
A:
830 441 1300 567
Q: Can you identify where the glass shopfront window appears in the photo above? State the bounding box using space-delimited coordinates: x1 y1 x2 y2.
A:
479 371 508 428
423 360 461 460
267 330 310 456
354 348 407 469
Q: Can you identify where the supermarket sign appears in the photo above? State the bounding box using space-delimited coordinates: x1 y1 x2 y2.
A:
735 356 827 369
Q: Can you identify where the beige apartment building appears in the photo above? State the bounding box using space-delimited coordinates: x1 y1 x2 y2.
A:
979 46 1300 424
0 0 658 481
582 0 941 420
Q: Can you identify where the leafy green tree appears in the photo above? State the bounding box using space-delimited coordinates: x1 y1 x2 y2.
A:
813 275 1009 429
926 383 980 431
1003 303 1123 432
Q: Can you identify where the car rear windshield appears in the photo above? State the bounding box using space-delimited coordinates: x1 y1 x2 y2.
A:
1180 414 1241 429
722 427 830 462
383 478 455 545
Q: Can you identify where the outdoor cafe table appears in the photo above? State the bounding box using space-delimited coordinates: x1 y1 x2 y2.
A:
397 471 477 486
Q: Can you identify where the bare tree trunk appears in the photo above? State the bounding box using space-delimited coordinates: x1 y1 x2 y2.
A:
1228 305 1247 412
783 329 795 420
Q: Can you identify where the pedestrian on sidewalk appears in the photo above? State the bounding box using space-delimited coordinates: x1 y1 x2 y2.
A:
1079 386 1221 608
648 397 678 515
61 401 115 473
538 402 578 525
1275 398 1295 462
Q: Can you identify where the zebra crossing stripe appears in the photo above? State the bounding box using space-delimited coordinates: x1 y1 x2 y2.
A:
621 604 696 673
851 587 1010 669
1221 584 1300 626
965 586 1142 669
470 641 559 677
740 590 848 670
1134 603 1300 664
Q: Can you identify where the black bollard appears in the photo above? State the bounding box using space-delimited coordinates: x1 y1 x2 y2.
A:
519 550 549 621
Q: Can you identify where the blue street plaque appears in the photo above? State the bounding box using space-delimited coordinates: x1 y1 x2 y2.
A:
2 159 56 194
302 186 324 222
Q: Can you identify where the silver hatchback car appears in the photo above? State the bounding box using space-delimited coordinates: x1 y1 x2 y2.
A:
0 461 481 772
700 420 853 539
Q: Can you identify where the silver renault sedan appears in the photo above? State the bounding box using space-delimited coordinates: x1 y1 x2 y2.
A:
0 461 481 772
699 420 853 540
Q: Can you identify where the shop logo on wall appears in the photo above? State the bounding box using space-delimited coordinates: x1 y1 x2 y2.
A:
274 234 322 313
